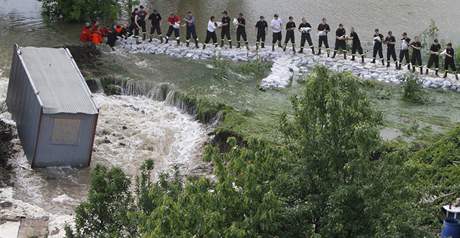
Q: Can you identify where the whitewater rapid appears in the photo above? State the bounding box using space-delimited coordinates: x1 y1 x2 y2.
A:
118 37 460 91
0 69 208 237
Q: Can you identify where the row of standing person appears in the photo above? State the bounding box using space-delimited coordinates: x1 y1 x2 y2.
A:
126 6 458 79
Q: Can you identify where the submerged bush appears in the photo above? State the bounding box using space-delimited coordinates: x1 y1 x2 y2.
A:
402 73 426 104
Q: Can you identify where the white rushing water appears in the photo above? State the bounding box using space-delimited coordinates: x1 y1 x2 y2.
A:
118 37 460 91
0 69 208 237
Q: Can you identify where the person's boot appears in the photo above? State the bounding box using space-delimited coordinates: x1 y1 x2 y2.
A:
387 61 390 68
371 58 376 64
149 35 153 43
186 40 190 47
283 44 287 52
407 64 411 70
160 35 163 43
435 70 439 77
361 56 365 64
425 68 429 75
229 41 232 49
176 37 180 46
203 44 206 50
381 59 385 66
237 42 241 48
332 51 336 58
455 74 458 80
165 37 169 44
412 66 416 73
256 43 259 51
317 48 321 55
246 42 249 50
298 47 304 54
395 62 399 69
261 42 265 48
420 66 423 74
326 49 330 57
220 40 224 48
142 34 146 41
272 45 275 52
344 52 347 60
443 71 448 78
292 44 296 54
311 47 315 55
351 55 355 61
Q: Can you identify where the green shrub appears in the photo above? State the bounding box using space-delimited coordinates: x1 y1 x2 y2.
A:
41 0 120 22
402 73 426 104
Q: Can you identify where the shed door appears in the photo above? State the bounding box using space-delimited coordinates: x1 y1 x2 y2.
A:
51 118 81 145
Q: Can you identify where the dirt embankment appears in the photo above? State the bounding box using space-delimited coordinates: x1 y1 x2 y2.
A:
0 120 15 187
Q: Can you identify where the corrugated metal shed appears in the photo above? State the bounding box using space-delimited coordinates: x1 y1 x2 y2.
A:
19 47 98 114
6 45 99 168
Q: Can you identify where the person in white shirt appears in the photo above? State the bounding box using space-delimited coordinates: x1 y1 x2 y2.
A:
203 16 218 49
271 14 283 51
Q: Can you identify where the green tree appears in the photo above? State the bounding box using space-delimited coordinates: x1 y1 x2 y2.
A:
72 165 136 237
41 0 120 22
279 66 430 237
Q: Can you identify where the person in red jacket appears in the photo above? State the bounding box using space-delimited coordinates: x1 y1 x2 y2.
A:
91 25 103 46
79 22 91 44
165 13 181 45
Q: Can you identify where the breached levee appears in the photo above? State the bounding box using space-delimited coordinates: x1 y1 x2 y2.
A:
117 38 460 91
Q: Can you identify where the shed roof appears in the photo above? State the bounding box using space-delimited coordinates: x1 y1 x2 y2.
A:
18 46 98 114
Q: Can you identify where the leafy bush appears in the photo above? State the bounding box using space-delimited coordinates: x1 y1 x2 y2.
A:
402 73 426 104
41 0 120 22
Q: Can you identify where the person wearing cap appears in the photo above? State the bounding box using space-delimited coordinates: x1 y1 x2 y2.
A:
135 5 148 42
165 13 181 45
255 16 268 50
220 11 232 48
349 27 365 63
236 13 249 49
410 35 423 74
398 32 411 70
317 18 330 57
384 31 397 68
426 39 441 76
283 16 296 53
443 43 458 80
148 9 162 43
332 23 346 59
372 28 384 65
270 14 283 51
298 17 314 54
203 16 218 49
184 11 199 48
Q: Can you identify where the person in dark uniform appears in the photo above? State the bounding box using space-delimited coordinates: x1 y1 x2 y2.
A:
443 43 458 80
410 36 423 74
332 23 346 59
271 14 283 51
372 29 384 65
236 13 249 49
426 39 441 76
255 16 268 50
317 18 330 57
384 31 397 68
349 27 365 63
203 16 218 49
283 16 296 53
128 8 138 37
398 32 411 70
220 11 232 48
298 17 314 54
106 25 118 50
148 9 162 43
165 13 181 45
135 5 148 42
184 11 199 48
